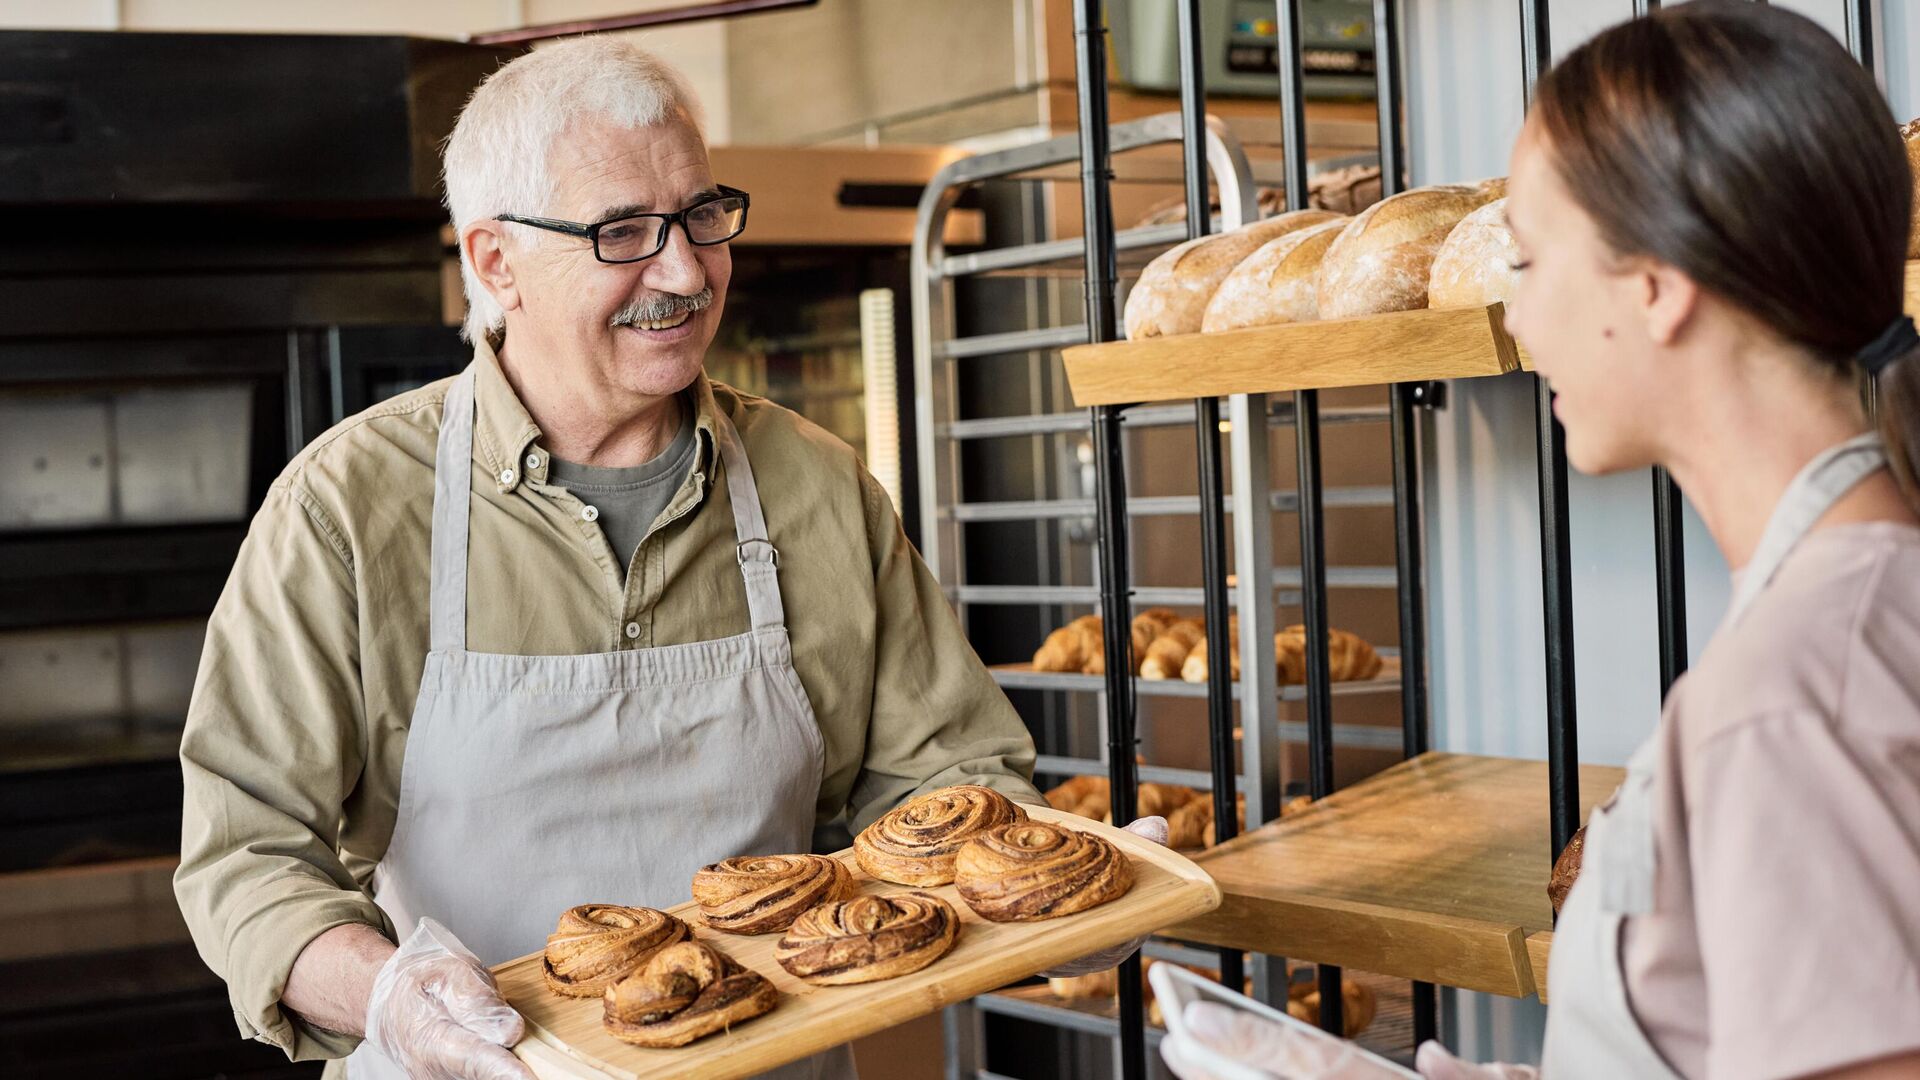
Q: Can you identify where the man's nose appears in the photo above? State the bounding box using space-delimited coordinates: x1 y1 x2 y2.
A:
641 221 706 296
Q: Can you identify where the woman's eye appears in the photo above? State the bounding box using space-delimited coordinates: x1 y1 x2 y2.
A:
1509 259 1533 272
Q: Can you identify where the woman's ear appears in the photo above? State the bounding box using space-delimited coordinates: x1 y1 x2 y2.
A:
1640 259 1700 348
463 221 520 317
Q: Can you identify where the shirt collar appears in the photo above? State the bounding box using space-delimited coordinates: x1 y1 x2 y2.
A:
469 336 720 495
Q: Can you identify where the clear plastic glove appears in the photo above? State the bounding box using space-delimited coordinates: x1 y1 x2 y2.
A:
363 917 533 1080
1038 815 1169 978
1160 998 1536 1080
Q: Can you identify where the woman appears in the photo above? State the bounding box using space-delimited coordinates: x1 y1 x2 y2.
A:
1162 4 1920 1078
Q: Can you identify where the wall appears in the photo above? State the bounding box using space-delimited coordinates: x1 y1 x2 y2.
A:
1403 0 1915 1063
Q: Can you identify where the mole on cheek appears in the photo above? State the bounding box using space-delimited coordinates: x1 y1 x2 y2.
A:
1602 328 1614 339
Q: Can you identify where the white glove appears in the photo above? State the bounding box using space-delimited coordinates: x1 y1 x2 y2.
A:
363 918 533 1080
1160 998 1537 1080
1039 815 1169 978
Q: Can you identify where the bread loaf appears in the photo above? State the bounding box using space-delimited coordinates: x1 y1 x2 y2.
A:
1309 164 1384 215
1315 184 1500 319
1902 119 1920 258
1429 198 1522 310
1202 217 1350 332
1124 210 1344 339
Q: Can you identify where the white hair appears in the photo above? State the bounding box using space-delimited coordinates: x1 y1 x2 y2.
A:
442 37 704 343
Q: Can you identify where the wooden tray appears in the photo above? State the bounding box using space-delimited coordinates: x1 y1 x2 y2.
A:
493 804 1222 1079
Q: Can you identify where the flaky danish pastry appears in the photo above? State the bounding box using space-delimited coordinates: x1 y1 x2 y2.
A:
854 784 1029 887
541 904 691 997
954 820 1133 922
691 854 855 935
601 940 778 1048
774 892 961 985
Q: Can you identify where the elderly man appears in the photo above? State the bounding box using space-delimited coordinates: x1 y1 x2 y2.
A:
173 37 1099 1080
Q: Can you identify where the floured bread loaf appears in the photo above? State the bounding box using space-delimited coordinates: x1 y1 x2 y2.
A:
1124 209 1344 338
1428 198 1522 310
1202 217 1349 331
1315 184 1500 319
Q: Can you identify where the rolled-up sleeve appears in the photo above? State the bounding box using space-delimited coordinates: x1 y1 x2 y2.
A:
844 471 1041 832
1687 712 1920 1080
174 481 391 1060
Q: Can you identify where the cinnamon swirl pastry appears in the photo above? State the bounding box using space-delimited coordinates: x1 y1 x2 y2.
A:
854 784 1028 887
954 821 1133 922
692 854 855 935
601 940 778 1048
773 893 961 985
541 905 691 998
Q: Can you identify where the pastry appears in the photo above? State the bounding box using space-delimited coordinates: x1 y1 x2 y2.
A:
1548 824 1586 915
1100 781 1198 824
1428 198 1522 310
854 784 1029 886
541 904 691 998
1043 774 1108 817
773 892 961 985
1049 967 1120 1000
1139 617 1206 680
691 854 855 935
1902 118 1920 257
954 820 1133 922
1202 217 1349 331
1181 634 1240 682
1166 794 1218 849
601 940 778 1048
1309 164 1384 215
1316 183 1502 319
1124 209 1345 338
1288 973 1378 1038
1275 626 1384 684
1032 614 1103 673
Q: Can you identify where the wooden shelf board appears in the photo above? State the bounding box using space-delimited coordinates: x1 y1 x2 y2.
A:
1526 930 1556 1003
1062 304 1519 407
1168 752 1622 998
989 657 1402 700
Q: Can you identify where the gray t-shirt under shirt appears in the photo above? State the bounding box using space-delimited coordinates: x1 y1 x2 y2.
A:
547 410 699 571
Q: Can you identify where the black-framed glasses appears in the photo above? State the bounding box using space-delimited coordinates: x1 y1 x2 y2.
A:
498 185 750 264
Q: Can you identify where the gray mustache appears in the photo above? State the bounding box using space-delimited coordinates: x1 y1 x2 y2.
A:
610 288 713 327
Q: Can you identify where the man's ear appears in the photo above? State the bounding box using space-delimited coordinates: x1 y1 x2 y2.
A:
1638 258 1700 348
463 221 521 316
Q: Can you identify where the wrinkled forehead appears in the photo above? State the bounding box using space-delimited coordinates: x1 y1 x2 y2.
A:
544 110 716 222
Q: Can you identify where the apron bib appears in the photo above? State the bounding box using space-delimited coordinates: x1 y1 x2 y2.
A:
1542 434 1887 1078
347 367 854 1080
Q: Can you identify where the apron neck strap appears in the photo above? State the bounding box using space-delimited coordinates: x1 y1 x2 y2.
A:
1726 431 1886 624
428 367 479 654
710 409 787 633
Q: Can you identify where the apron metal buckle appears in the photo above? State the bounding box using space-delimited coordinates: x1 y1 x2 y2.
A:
737 538 780 567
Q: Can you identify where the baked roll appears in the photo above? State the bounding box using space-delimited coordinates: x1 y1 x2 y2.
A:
773 893 961 985
1315 184 1501 319
1274 625 1384 684
691 854 855 935
1288 972 1378 1038
854 784 1029 886
1099 781 1197 824
1043 774 1110 820
601 940 778 1048
542 904 691 998
954 820 1133 922
1032 614 1103 673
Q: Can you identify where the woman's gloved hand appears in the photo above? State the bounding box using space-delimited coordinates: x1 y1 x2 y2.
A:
1161 999 1539 1080
1037 815 1169 978
363 918 534 1080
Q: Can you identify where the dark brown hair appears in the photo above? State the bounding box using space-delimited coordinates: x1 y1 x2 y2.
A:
1533 0 1919 506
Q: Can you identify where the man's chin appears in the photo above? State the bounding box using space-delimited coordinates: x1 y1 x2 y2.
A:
609 334 707 398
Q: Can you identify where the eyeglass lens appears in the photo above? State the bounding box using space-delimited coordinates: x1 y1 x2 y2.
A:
596 196 747 261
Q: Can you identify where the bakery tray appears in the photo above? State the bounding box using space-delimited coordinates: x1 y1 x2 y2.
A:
492 804 1223 1079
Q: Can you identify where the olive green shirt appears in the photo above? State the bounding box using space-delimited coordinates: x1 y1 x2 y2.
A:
174 339 1040 1061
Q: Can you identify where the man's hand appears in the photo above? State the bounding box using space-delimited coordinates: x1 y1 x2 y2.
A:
1039 815 1169 978
1160 998 1537 1080
362 919 533 1080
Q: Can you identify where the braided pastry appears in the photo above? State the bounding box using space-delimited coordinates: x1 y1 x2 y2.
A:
541 905 691 998
691 854 855 935
954 820 1133 922
774 893 961 985
601 940 778 1048
855 784 1028 887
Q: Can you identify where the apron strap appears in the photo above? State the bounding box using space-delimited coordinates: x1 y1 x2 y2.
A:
711 409 787 633
428 367 478 654
1726 432 1886 623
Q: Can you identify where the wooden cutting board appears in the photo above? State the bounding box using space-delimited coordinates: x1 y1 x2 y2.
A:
493 804 1221 1079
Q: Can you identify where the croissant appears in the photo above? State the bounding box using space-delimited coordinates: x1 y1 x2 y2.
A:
1048 967 1119 1001
601 940 778 1048
1166 796 1215 849
1100 781 1198 824
1032 614 1103 673
1181 635 1241 682
1130 608 1179 665
774 892 961 985
854 784 1029 886
691 854 855 935
542 905 691 997
1043 774 1109 820
954 820 1133 922
1275 625 1384 683
1288 973 1378 1037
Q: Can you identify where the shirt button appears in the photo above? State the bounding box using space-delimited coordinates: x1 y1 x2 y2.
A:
525 452 541 470
624 622 640 639
582 505 600 522
499 468 516 485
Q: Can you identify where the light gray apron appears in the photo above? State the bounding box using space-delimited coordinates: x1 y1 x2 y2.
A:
1542 434 1888 1078
347 366 855 1080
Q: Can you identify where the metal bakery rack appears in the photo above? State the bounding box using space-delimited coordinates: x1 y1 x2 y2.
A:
914 1 1889 1079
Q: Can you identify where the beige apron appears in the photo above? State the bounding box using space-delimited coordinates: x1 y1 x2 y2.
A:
1542 434 1888 1078
347 365 854 1080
